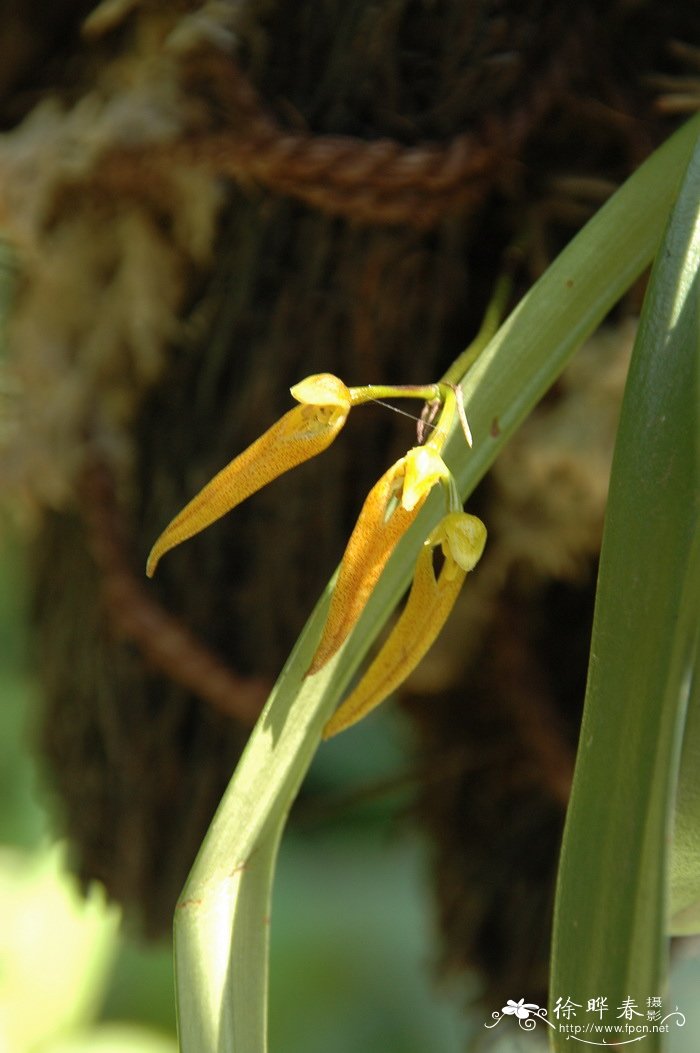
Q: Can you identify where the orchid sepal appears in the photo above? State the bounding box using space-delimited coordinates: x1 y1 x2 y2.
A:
305 453 426 675
146 374 351 577
322 511 486 738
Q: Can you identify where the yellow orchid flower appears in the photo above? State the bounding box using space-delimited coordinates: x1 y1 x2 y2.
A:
307 446 451 675
146 373 351 577
323 511 487 738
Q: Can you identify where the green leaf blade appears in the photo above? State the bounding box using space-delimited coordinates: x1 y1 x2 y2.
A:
550 132 700 1048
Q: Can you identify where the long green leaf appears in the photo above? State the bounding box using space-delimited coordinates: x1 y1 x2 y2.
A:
669 534 700 936
550 131 700 1049
173 113 700 1053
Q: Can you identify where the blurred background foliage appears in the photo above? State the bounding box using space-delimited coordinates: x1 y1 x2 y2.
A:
3 523 700 1052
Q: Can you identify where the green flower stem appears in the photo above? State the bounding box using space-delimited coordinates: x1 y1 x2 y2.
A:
441 266 514 385
348 382 441 405
425 383 461 452
349 379 472 452
174 111 700 1053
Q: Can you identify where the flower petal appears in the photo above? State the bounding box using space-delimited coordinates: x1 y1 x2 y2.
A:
290 373 352 409
322 511 486 737
428 510 487 578
401 446 449 512
146 381 350 577
306 455 423 674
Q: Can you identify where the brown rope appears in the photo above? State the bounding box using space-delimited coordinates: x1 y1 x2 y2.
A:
79 458 269 725
93 16 588 228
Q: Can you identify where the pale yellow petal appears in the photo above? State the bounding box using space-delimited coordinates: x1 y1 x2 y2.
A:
401 446 449 512
290 373 351 410
429 511 487 577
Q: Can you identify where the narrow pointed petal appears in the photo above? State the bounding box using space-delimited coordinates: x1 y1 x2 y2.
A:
323 511 486 738
322 545 463 738
147 386 350 577
306 457 424 674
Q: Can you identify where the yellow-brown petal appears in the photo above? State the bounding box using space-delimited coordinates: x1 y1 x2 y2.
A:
322 544 463 737
323 511 486 738
306 457 424 674
146 399 348 577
